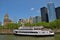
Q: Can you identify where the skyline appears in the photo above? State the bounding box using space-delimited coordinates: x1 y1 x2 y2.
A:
0 0 60 22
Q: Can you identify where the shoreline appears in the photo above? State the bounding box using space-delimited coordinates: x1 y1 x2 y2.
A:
0 32 13 35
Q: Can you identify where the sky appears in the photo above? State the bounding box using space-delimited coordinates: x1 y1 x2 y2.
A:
0 0 60 23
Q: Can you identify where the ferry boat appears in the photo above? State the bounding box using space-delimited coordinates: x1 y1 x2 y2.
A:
13 26 54 36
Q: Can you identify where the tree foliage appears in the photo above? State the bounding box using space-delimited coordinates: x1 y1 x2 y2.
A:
4 23 21 29
0 19 60 29
24 19 60 29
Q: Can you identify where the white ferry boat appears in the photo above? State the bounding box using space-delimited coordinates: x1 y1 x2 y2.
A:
13 26 54 36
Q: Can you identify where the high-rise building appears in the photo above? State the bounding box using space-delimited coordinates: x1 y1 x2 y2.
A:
47 2 56 22
25 19 30 23
29 16 33 24
25 16 33 24
40 7 49 22
33 16 41 23
55 7 60 19
4 13 12 25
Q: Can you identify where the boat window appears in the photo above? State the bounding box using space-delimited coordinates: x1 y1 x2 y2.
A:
15 31 17 33
50 31 53 33
34 28 43 30
19 31 38 33
42 32 45 33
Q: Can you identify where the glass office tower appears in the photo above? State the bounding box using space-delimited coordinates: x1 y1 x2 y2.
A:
55 7 60 19
47 2 56 22
40 7 49 22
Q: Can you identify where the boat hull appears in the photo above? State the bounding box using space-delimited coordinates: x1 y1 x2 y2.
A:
13 33 54 37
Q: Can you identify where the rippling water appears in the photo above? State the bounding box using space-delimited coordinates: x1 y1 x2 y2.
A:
0 34 60 40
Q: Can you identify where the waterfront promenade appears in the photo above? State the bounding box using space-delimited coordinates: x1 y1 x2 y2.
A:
0 29 13 35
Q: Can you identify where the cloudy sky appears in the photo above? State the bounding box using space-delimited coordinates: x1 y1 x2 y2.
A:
0 0 60 22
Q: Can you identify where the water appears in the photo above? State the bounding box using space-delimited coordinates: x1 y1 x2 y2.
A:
0 34 60 40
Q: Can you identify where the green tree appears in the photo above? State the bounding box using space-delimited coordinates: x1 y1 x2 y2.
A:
24 23 32 26
4 23 21 29
0 25 3 30
54 19 60 29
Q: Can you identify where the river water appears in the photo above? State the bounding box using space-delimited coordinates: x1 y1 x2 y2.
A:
0 34 60 40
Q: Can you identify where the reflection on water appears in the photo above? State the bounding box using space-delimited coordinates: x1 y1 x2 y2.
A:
0 34 59 40
55 34 60 40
